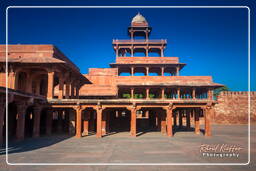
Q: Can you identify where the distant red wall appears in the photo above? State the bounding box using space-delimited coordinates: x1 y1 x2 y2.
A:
214 91 256 124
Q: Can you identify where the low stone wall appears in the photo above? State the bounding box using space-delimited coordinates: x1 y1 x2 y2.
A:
214 91 256 124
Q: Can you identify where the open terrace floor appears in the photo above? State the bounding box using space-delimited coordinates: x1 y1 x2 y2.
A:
0 125 255 171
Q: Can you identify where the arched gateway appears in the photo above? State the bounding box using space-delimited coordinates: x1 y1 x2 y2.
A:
0 13 223 144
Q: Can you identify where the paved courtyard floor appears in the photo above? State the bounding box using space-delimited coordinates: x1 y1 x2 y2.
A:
0 125 255 171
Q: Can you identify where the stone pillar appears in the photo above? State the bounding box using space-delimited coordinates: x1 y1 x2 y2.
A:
8 69 16 89
32 105 41 138
161 67 164 76
205 106 212 136
161 48 164 57
145 47 148 57
177 88 180 100
186 109 191 130
0 99 5 145
47 71 54 99
161 88 165 99
195 109 200 134
46 109 53 136
16 102 27 140
131 88 134 99
166 106 173 137
131 47 134 57
130 106 137 137
146 67 149 76
192 88 196 100
161 111 167 135
96 106 103 138
146 88 149 99
176 66 180 76
75 106 82 138
58 76 64 99
102 110 106 136
131 67 134 76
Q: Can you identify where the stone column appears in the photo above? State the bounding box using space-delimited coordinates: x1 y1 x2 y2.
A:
161 48 164 57
131 67 134 76
130 106 137 137
96 106 103 138
146 67 149 76
194 109 200 134
0 99 5 145
161 111 167 135
102 110 107 136
161 88 165 99
58 76 64 99
47 71 54 99
75 106 82 138
131 88 134 99
192 88 196 100
32 105 41 138
146 88 149 99
166 105 173 137
46 109 53 136
177 88 180 100
205 106 212 136
161 67 164 76
8 69 16 89
176 66 180 76
16 102 27 140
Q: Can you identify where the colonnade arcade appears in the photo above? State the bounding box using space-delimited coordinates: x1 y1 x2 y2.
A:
7 65 81 99
118 65 180 76
118 87 212 100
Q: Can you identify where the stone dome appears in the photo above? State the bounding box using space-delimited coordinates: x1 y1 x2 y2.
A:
131 13 147 23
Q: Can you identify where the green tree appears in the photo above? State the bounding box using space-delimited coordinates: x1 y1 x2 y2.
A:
213 85 229 98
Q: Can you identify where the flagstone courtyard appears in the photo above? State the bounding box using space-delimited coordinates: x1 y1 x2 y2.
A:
0 125 255 171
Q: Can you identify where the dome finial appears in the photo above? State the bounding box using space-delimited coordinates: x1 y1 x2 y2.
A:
131 13 147 24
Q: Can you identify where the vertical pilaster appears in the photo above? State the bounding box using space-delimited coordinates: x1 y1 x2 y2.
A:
47 71 54 99
96 106 103 138
146 88 149 99
161 88 165 99
146 67 149 76
75 106 82 138
166 105 173 137
192 88 196 100
161 67 164 76
176 66 180 76
131 67 134 76
205 106 212 136
131 88 134 99
130 106 137 137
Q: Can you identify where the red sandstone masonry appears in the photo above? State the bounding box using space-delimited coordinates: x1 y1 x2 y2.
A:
214 91 256 124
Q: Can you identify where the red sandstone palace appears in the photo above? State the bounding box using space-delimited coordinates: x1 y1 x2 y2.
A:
0 13 224 145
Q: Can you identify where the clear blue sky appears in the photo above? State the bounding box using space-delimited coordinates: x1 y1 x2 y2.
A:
1 0 255 91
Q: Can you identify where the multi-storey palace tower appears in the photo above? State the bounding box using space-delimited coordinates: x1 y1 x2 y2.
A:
0 13 223 144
